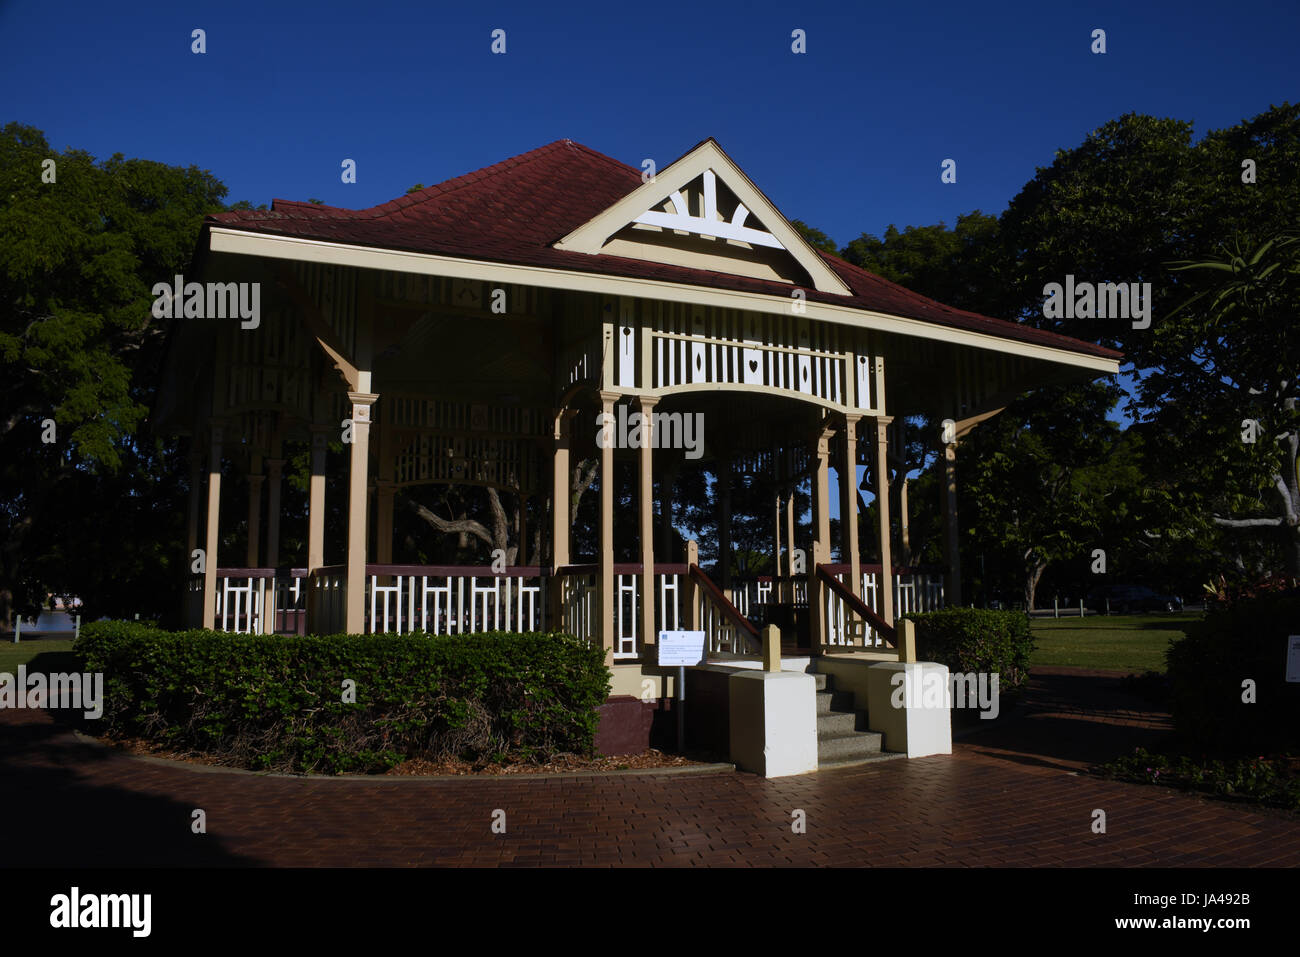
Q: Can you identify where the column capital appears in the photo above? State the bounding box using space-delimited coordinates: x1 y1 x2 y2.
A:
247 473 265 487
635 394 659 412
265 457 285 474
347 392 379 424
598 389 622 407
843 412 860 441
375 480 397 496
553 407 578 440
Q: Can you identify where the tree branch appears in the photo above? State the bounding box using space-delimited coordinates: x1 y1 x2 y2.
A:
406 499 493 546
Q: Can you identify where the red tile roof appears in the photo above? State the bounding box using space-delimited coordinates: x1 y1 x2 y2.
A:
207 140 1120 361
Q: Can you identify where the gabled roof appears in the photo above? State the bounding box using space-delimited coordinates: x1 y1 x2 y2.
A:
206 139 1121 362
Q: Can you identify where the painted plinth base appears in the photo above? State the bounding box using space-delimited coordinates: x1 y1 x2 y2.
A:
728 671 818 777
865 662 953 758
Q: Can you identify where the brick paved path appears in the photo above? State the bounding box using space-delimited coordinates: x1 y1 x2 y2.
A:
1 667 1296 867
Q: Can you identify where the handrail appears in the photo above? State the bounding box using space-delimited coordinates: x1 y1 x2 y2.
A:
365 563 547 578
814 564 947 576
689 563 760 640
214 567 309 579
816 564 896 645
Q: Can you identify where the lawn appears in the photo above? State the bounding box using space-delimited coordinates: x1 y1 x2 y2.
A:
1029 612 1198 673
0 637 78 673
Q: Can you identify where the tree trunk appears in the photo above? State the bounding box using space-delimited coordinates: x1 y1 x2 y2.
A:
1024 554 1048 612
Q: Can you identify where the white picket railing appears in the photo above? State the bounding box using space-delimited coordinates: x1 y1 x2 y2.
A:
825 569 945 647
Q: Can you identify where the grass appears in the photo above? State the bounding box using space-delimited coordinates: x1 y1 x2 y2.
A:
1029 612 1199 673
0 637 77 673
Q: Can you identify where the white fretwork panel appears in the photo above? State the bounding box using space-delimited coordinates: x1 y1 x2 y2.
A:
633 170 784 250
646 303 882 411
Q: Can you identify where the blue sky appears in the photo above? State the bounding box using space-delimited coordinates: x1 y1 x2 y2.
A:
3 0 1296 248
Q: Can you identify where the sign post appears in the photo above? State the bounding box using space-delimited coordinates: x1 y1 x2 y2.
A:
658 630 705 752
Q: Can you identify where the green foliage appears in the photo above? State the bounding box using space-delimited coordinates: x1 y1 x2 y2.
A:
0 123 230 626
903 608 1035 692
789 219 840 255
997 105 1300 578
75 622 613 774
841 212 1003 313
1165 589 1300 755
1099 747 1300 811
962 380 1142 607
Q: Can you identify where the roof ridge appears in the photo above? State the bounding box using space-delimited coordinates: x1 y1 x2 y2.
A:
362 139 638 219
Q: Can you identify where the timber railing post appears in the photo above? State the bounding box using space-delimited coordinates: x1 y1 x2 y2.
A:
685 540 700 630
898 618 917 664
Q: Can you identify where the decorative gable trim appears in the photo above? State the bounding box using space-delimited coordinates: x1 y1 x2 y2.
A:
555 139 852 295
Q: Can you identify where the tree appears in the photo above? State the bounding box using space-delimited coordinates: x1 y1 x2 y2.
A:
789 219 839 255
998 104 1300 579
842 212 1003 313
962 380 1129 609
1162 231 1300 572
0 123 228 626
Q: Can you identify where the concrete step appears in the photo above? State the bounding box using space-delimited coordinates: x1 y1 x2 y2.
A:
812 672 828 691
817 729 884 761
815 689 856 714
816 710 859 735
818 751 907 770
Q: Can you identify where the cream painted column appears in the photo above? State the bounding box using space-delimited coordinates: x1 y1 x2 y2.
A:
637 396 657 653
785 490 796 578
246 466 264 568
345 392 379 634
549 410 572 631
943 438 962 607
598 391 619 665
186 449 203 558
551 410 573 568
374 481 395 564
874 416 895 626
813 425 832 555
265 458 284 568
201 425 224 629
773 495 782 580
307 426 329 571
809 426 834 654
842 413 862 598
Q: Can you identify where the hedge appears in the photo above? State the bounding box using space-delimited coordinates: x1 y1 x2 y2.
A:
902 608 1035 693
1166 590 1300 755
74 621 612 774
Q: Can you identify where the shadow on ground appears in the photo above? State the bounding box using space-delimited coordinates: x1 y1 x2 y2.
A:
956 669 1173 771
0 658 260 868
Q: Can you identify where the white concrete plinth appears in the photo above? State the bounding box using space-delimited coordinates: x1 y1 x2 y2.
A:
728 671 818 777
865 661 953 758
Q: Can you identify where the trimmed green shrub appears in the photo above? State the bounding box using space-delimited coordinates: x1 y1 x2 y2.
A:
75 622 612 774
1098 747 1300 811
903 608 1035 693
1166 589 1300 755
